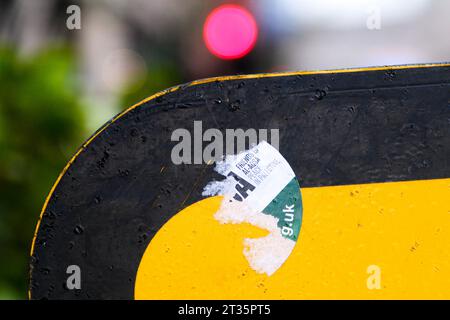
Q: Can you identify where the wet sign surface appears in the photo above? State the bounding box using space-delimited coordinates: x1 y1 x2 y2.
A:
30 64 450 299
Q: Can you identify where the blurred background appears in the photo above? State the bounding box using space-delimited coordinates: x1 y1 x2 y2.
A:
0 0 449 299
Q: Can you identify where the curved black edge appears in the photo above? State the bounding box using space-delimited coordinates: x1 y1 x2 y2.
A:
30 65 450 299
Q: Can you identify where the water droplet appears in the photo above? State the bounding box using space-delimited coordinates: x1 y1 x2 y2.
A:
228 100 240 111
314 89 327 100
74 225 84 235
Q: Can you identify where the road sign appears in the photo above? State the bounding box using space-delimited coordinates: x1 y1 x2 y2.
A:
30 64 450 299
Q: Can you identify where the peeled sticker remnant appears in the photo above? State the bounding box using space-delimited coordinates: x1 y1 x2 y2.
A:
202 141 302 276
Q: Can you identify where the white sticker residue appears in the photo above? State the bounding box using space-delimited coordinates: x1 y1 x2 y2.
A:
202 141 302 276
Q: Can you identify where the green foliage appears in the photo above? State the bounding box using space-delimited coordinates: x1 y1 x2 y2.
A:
0 47 85 299
120 60 182 110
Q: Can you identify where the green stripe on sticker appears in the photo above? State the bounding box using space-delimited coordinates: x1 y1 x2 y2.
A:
262 177 302 242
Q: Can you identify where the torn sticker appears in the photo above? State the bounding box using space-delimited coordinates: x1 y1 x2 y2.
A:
202 140 303 276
